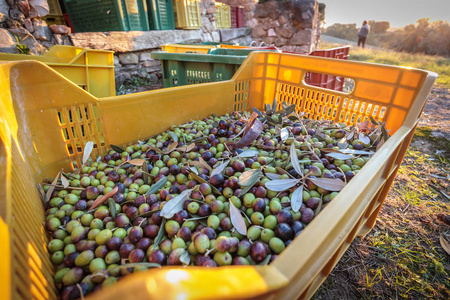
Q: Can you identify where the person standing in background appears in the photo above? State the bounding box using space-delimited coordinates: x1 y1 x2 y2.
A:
357 20 370 48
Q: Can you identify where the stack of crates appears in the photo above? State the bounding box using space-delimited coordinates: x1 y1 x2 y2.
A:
147 0 176 30
63 0 150 32
173 0 201 29
215 2 231 29
236 5 245 28
42 0 65 25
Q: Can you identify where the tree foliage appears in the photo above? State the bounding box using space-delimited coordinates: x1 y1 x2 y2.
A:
324 18 450 57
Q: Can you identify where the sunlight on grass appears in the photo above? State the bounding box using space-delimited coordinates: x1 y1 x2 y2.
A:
319 41 450 87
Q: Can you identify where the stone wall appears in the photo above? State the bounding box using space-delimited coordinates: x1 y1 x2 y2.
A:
248 0 321 53
0 0 72 54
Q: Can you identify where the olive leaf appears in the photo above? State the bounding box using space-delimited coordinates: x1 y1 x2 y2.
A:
272 98 278 111
199 157 212 171
238 169 262 187
337 137 348 149
290 143 303 177
108 198 117 218
82 141 94 166
189 166 199 175
127 159 146 166
189 173 222 195
339 149 374 155
145 177 168 196
309 177 346 192
150 218 166 251
90 186 119 211
37 183 45 203
175 143 195 153
166 142 179 154
210 159 230 177
369 115 378 125
252 107 263 117
235 120 264 149
147 145 164 154
46 171 61 202
346 130 355 141
169 131 178 143
61 173 70 188
280 128 289 142
142 162 149 184
180 251 191 265
265 172 281 180
359 132 371 145
133 209 161 221
275 167 294 178
291 185 304 212
229 200 247 235
265 103 271 112
288 115 299 122
284 104 296 116
314 197 323 216
259 254 272 265
110 144 125 153
160 189 193 219
109 262 161 272
237 150 259 158
265 178 300 192
321 149 353 160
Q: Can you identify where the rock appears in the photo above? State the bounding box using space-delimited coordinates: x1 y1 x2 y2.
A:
119 53 139 65
115 73 132 86
7 27 45 54
252 24 266 38
70 31 202 52
294 45 311 53
0 28 18 53
6 18 22 28
17 0 30 17
289 29 312 45
261 36 275 45
206 7 216 14
61 35 72 45
211 31 220 42
9 8 24 21
246 18 258 28
267 28 276 37
274 36 288 47
201 32 213 42
29 0 49 18
141 60 160 68
276 26 294 39
278 14 289 26
113 55 120 66
219 27 251 42
268 10 279 20
201 16 213 33
49 25 71 34
32 19 51 41
23 17 33 32
0 0 9 22
51 33 63 45
139 52 152 62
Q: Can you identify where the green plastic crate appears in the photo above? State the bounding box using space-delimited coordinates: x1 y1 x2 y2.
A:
152 48 277 87
147 0 175 30
64 0 149 32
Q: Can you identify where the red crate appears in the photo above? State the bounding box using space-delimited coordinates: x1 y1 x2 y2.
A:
236 6 244 28
305 46 350 91
230 6 237 28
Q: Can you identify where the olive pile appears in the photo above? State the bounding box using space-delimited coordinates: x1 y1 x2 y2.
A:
42 105 386 299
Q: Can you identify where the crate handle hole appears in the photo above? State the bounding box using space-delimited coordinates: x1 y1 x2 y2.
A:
303 73 355 94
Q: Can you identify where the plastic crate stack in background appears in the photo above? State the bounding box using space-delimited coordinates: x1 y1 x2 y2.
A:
236 5 245 28
0 52 437 300
0 45 115 97
215 2 231 29
230 6 237 28
63 0 150 32
214 2 223 29
305 46 351 92
173 0 201 29
147 0 175 30
42 0 65 25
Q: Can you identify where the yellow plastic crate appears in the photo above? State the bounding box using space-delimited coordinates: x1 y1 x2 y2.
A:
173 0 201 29
0 52 436 300
221 3 231 29
215 2 223 29
0 45 115 98
161 43 216 53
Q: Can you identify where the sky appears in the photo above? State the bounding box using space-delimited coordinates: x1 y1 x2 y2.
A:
321 0 450 28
